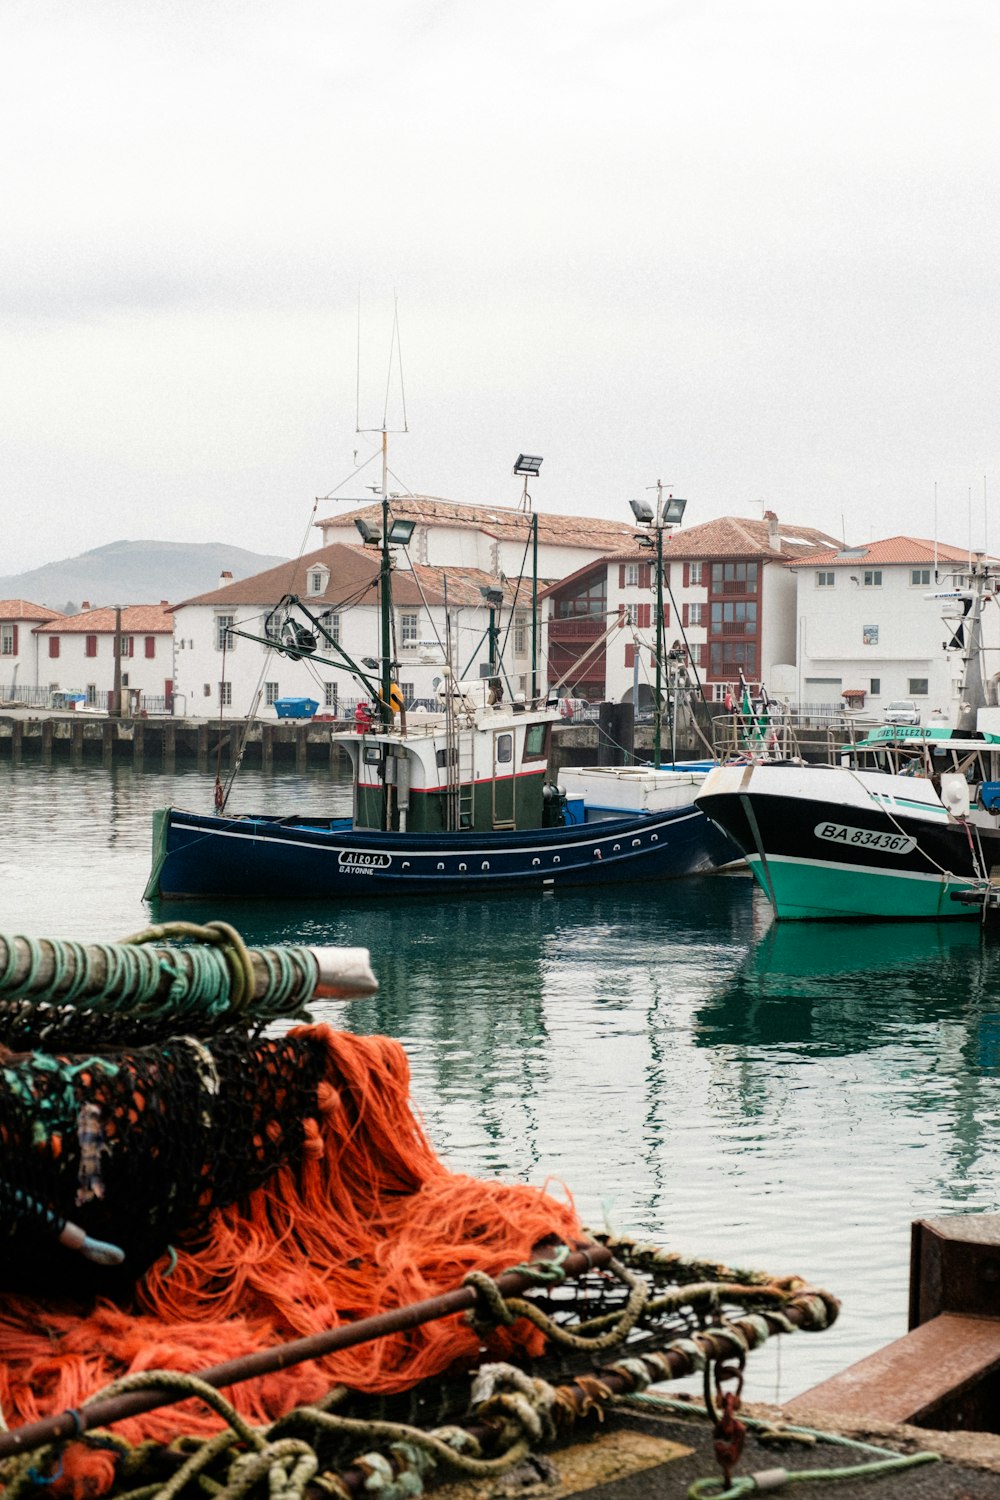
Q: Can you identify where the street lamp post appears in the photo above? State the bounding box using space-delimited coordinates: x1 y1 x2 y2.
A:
629 485 688 768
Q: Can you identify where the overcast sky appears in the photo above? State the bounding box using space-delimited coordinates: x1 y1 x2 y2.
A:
3 1 999 574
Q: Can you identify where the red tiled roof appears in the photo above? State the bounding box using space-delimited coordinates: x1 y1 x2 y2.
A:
603 515 841 564
785 536 995 568
172 543 528 612
318 496 638 551
35 604 173 634
0 599 65 623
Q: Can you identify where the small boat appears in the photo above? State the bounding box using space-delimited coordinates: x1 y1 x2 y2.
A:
696 559 1000 920
146 450 735 902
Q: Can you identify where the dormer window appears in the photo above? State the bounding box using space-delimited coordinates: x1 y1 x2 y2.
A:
308 565 330 597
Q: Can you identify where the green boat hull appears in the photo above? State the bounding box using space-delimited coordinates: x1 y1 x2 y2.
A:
746 853 978 921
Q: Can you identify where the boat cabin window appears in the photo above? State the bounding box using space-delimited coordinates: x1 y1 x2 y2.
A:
436 746 457 769
522 722 549 760
496 733 513 764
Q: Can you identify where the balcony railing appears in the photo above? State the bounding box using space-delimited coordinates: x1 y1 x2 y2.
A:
712 579 759 596
548 617 608 639
712 621 756 637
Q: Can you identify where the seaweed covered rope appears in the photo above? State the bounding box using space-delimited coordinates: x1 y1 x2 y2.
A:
0 1022 583 1486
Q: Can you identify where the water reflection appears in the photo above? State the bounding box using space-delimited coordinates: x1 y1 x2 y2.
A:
698 917 989 1052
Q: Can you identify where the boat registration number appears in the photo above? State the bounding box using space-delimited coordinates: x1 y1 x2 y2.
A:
814 822 915 854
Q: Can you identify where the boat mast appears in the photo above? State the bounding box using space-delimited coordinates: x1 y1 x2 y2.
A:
378 428 393 730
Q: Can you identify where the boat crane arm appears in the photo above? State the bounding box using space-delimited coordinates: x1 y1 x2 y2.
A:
228 594 384 702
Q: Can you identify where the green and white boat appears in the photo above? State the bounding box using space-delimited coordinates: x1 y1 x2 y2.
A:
696 563 1000 920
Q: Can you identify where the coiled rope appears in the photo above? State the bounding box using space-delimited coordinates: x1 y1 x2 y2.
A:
0 922 317 1034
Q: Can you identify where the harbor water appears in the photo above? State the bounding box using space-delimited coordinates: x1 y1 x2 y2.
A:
2 756 999 1404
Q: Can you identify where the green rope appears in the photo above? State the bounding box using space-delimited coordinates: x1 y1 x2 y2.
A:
0 923 319 1032
618 1392 941 1497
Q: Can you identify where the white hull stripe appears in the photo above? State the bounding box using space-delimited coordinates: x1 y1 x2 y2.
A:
746 852 974 887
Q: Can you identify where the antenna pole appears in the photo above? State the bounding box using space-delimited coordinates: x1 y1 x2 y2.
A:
934 482 939 581
379 429 393 733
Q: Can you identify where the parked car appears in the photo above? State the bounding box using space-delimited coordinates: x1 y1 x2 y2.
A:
883 700 921 726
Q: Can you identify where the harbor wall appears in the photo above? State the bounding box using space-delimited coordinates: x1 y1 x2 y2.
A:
0 709 839 771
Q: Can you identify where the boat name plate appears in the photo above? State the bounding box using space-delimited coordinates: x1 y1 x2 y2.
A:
338 850 393 872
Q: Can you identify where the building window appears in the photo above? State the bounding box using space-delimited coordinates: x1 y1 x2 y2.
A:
399 612 418 643
863 624 879 645
624 562 640 588
324 683 337 709
863 570 883 587
265 682 279 706
121 672 129 689
711 562 759 592
910 569 931 586
908 677 929 696
219 682 233 706
119 636 134 658
710 601 757 632
689 562 703 585
49 637 60 658
0 624 15 656
319 611 341 645
513 610 527 654
555 577 606 617
816 571 835 587
687 602 704 626
623 603 639 626
216 615 236 651
400 681 414 705
85 634 98 657
625 644 637 669
144 636 156 659
308 567 329 596
870 678 881 696
710 642 757 675
86 684 97 704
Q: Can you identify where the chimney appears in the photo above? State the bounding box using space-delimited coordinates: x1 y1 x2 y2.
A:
764 510 779 547
219 570 233 587
82 600 90 611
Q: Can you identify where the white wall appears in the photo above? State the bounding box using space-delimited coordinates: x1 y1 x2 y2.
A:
36 632 171 702
793 563 998 712
171 598 535 719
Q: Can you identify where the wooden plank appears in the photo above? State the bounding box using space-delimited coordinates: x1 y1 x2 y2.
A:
787 1312 1000 1426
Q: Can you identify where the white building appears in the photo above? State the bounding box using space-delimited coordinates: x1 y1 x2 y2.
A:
787 536 1000 715
171 543 539 720
316 496 639 580
33 604 175 710
0 600 65 698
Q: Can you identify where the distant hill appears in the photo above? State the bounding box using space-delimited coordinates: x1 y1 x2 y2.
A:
0 541 290 613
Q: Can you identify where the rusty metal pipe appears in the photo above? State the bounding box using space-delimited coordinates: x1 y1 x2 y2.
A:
0 1242 611 1459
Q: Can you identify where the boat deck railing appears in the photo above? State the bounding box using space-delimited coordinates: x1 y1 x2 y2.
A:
710 708 873 764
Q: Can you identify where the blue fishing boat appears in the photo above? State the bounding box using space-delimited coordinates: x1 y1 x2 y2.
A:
146 443 734 901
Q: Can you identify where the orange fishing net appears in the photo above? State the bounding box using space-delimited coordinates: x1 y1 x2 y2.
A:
0 1025 581 1492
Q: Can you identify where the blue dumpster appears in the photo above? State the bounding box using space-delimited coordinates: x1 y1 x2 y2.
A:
274 698 319 719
